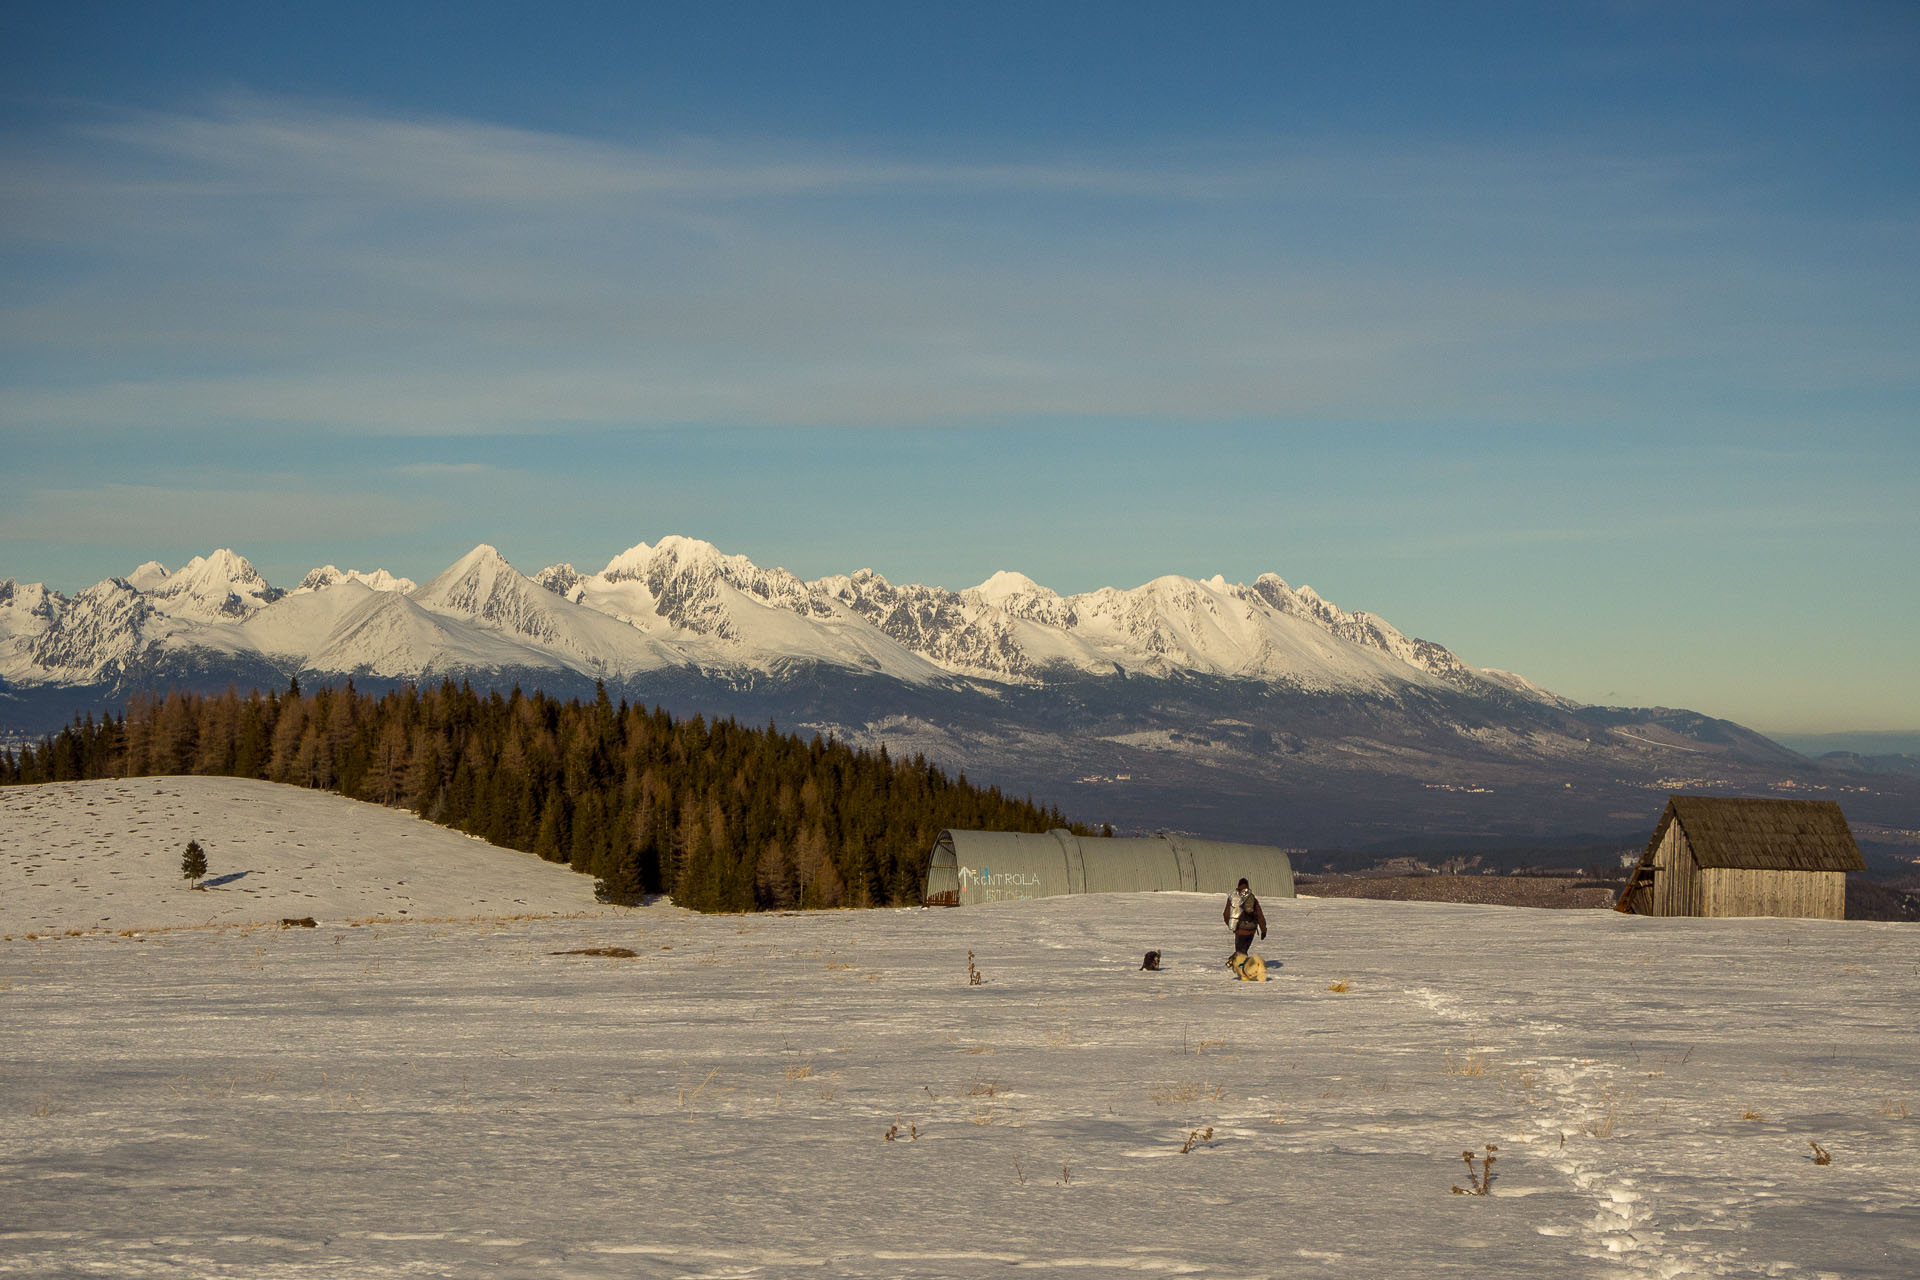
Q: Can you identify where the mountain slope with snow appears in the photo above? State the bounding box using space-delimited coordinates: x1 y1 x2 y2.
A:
293 565 417 594
4 537 1875 848
141 550 285 622
0 777 600 933
1 537 1535 700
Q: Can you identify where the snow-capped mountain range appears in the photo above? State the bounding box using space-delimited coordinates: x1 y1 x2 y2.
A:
0 537 1561 703
10 537 1886 848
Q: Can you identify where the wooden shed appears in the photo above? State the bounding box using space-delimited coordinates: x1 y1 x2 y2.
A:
924 829 1295 907
1615 795 1865 919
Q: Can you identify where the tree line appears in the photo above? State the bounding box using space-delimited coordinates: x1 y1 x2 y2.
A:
0 681 1086 912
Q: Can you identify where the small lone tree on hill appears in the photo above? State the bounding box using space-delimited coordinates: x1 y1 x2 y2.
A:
181 839 207 888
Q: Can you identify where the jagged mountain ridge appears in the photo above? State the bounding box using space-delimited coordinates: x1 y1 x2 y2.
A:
0 538 1550 700
294 565 417 595
7 536 1879 848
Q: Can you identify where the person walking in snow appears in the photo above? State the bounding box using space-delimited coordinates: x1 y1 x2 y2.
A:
1224 877 1267 964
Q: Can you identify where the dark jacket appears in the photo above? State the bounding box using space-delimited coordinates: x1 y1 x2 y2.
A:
1225 889 1267 938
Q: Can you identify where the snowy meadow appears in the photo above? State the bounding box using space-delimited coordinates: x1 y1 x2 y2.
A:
3 780 1917 1278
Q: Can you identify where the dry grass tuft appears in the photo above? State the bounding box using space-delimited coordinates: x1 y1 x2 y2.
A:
1586 1087 1621 1139
1809 1140 1833 1166
1327 980 1351 993
1151 1079 1223 1106
1445 1050 1488 1077
1741 1109 1767 1122
677 1068 721 1106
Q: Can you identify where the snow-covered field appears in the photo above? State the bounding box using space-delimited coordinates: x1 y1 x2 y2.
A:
3 780 1918 1278
0 777 604 935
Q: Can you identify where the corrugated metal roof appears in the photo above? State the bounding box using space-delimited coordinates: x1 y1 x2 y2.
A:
1652 795 1865 872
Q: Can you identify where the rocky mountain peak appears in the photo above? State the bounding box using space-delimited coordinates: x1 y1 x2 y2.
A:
535 563 587 601
125 561 171 593
417 545 531 611
144 549 283 621
295 565 417 595
0 579 58 619
1 535 1549 710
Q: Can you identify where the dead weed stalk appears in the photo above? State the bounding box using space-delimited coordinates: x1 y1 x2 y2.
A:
1451 1144 1498 1195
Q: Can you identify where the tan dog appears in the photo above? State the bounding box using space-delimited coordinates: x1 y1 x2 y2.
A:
1228 952 1268 982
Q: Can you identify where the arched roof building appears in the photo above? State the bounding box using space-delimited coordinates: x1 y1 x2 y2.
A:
924 829 1295 906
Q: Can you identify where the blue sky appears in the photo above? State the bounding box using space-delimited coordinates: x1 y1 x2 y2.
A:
2 2 1916 734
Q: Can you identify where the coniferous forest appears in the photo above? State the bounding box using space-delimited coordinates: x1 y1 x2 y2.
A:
0 681 1084 912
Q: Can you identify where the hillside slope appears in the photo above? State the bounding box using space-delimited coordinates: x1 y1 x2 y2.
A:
0 777 605 934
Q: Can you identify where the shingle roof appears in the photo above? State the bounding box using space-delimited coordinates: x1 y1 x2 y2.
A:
1653 795 1866 872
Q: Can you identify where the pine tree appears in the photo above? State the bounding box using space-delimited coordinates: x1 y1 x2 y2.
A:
181 839 208 887
594 848 648 906
9 678 1090 913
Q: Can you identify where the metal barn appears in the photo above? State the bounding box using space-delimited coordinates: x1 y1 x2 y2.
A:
923 828 1295 906
1615 795 1865 920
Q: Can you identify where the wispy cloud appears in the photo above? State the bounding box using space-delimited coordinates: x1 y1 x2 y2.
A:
40 94 1274 216
0 483 451 550
2 95 1913 438
392 461 496 478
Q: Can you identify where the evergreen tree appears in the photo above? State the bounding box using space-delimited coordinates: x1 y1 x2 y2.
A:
181 839 208 887
594 850 648 905
6 678 1095 913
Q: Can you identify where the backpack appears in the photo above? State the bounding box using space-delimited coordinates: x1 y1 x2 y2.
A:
1234 893 1259 934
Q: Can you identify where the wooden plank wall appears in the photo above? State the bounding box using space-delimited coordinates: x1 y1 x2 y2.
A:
1651 823 1697 917
1698 868 1847 920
